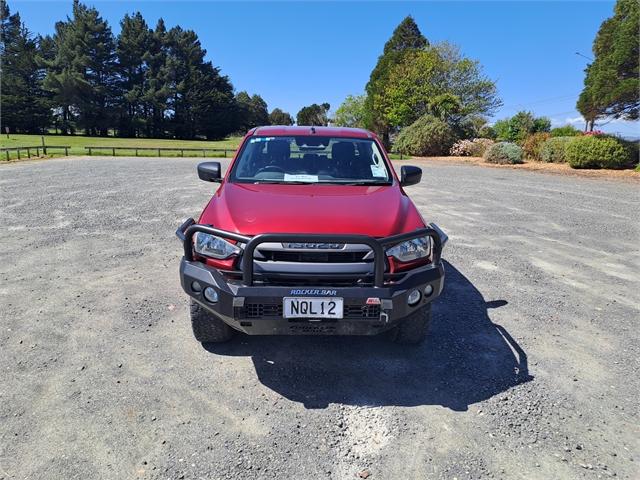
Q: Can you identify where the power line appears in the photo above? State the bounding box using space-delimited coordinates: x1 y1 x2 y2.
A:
500 93 580 112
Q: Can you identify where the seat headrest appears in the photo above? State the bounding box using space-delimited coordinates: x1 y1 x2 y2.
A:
331 141 356 161
267 140 290 158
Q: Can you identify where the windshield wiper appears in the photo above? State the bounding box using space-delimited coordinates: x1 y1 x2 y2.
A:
323 181 392 186
252 180 314 185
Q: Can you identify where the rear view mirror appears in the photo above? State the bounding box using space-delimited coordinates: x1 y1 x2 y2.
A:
400 165 422 187
198 162 221 182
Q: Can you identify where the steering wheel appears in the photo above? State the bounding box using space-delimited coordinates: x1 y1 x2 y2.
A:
256 165 285 175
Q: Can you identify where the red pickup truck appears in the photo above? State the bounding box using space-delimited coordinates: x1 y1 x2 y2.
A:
176 126 447 344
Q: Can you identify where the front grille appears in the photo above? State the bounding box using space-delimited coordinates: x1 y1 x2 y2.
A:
238 302 380 319
257 250 369 263
344 304 381 318
243 303 283 318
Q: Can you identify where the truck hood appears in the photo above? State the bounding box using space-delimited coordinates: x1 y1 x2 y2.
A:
198 182 425 237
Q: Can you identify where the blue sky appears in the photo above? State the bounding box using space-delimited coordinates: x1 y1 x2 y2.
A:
11 0 640 136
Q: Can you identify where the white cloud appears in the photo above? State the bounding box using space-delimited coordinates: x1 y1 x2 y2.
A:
565 116 585 125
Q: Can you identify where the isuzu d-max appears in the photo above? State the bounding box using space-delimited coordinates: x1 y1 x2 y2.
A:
176 126 447 344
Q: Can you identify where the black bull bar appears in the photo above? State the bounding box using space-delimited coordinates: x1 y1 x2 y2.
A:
176 218 448 287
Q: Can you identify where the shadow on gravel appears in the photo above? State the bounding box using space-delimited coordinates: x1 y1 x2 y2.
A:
204 261 532 411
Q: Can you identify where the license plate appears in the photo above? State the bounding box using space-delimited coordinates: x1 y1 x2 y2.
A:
283 297 343 319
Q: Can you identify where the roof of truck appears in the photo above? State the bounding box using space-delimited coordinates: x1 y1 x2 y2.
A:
250 125 374 139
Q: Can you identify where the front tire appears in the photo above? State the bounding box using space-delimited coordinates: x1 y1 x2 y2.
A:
389 304 432 345
190 299 235 343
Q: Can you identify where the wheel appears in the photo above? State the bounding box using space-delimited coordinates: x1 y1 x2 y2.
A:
389 304 432 345
190 299 235 343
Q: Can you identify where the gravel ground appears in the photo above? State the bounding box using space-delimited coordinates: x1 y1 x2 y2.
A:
0 156 638 480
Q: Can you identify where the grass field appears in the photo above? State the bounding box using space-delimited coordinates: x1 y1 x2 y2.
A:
1 133 408 161
0 134 242 159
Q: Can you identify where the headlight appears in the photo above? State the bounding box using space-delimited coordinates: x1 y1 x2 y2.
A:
386 236 431 262
194 232 241 259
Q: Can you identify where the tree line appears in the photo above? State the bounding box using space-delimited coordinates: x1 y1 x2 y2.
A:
0 0 299 139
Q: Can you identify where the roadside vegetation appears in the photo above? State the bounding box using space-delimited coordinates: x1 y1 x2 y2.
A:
332 1 638 171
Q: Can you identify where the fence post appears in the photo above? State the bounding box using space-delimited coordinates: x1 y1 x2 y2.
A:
112 147 116 156
224 150 227 158
5 150 9 161
36 147 40 156
65 147 69 156
88 147 92 155
17 149 21 160
135 148 138 157
158 148 161 157
202 149 205 157
41 136 47 155
180 149 184 157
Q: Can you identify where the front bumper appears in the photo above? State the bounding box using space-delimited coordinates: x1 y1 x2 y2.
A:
177 220 448 335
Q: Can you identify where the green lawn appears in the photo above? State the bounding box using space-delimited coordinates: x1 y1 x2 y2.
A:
0 133 410 161
0 134 242 159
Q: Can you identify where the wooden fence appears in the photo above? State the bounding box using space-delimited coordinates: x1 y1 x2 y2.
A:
84 146 234 157
1 145 70 161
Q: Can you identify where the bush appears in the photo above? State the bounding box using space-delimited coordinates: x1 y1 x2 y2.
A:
540 136 573 163
550 125 582 137
483 142 523 164
449 138 494 157
493 111 551 143
564 136 631 169
394 115 457 156
478 125 496 140
616 138 640 167
522 132 550 160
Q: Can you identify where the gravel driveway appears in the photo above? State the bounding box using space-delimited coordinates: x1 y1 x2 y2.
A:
1 156 638 480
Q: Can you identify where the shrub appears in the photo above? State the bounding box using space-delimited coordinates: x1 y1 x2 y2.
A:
550 125 582 137
616 137 640 167
449 138 494 156
493 111 551 143
540 136 573 163
564 136 631 169
483 142 523 164
478 125 496 140
449 139 474 156
394 115 457 156
522 132 550 160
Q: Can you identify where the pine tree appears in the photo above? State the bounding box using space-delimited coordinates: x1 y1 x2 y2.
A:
234 91 269 130
141 19 170 137
0 1 51 133
577 0 639 127
44 0 117 135
116 12 152 137
364 16 428 144
249 94 269 127
268 108 294 126
296 103 330 126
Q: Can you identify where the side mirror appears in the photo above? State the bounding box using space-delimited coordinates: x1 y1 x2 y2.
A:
400 165 422 187
198 162 221 182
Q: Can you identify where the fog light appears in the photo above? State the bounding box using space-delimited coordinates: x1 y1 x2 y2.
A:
191 281 202 293
407 289 421 306
424 284 434 296
203 287 218 303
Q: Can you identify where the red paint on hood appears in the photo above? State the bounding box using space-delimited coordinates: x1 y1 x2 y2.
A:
198 182 425 237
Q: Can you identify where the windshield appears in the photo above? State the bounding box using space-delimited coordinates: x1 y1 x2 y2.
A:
229 136 392 185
